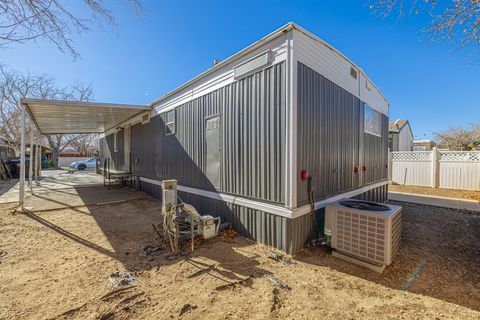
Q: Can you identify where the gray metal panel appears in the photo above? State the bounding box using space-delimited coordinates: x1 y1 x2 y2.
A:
127 62 286 204
205 116 221 188
99 130 124 171
296 62 388 206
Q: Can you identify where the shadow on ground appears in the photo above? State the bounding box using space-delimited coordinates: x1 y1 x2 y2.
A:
20 184 267 284
294 201 480 311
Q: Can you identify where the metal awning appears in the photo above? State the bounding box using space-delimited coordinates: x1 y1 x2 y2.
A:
21 98 151 134
17 98 151 209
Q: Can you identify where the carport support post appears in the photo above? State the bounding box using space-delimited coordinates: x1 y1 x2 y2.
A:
19 102 26 208
36 138 41 183
28 125 33 194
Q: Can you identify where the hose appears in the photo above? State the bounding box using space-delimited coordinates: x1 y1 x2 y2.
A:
307 176 322 238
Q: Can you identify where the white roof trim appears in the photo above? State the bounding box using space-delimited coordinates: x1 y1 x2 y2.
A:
148 22 296 107
148 22 388 108
291 24 389 106
21 98 150 135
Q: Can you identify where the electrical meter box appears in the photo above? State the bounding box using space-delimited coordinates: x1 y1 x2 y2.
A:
161 179 177 215
200 215 216 239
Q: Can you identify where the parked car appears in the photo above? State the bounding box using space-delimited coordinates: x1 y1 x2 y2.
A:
70 158 97 170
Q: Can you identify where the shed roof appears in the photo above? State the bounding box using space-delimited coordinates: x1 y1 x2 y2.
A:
21 99 150 135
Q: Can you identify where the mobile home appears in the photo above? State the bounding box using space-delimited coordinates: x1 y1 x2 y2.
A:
100 23 389 254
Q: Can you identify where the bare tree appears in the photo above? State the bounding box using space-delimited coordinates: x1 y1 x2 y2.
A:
44 82 94 167
0 64 94 166
67 134 98 156
0 64 55 149
435 123 480 150
370 0 480 58
0 0 143 58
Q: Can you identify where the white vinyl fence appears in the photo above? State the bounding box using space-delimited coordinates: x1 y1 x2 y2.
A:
389 148 480 191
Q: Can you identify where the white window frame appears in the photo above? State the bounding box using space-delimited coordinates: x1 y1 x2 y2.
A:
113 132 118 152
165 109 176 135
364 104 382 137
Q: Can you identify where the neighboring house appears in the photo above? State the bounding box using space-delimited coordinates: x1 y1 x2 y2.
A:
388 119 414 151
60 147 98 157
60 148 80 157
98 23 390 254
413 139 437 151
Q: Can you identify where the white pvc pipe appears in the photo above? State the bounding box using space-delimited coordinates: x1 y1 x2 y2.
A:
19 102 26 208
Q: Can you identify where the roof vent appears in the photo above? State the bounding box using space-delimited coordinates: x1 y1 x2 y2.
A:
141 112 150 125
350 67 358 79
213 59 222 66
365 79 372 91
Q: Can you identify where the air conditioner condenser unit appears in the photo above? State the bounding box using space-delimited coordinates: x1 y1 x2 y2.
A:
325 199 402 273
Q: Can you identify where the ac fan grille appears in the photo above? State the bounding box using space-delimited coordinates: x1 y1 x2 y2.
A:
335 210 387 264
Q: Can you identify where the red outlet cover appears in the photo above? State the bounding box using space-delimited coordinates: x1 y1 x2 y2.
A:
300 170 308 181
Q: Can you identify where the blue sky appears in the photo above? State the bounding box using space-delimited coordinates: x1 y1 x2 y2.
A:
2 0 479 139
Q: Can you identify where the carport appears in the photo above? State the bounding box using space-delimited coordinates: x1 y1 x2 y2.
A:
18 98 151 209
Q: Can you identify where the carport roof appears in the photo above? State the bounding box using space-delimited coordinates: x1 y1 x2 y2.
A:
21 98 150 134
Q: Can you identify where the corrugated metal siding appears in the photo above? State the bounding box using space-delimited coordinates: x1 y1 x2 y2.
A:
297 62 388 206
118 62 286 204
99 130 124 171
353 183 388 202
136 181 290 252
137 179 386 255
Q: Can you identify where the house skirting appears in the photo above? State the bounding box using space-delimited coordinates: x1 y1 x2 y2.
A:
137 177 388 255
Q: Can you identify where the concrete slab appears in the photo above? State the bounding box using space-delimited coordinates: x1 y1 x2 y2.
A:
0 170 105 204
388 191 480 211
0 169 147 212
22 186 149 212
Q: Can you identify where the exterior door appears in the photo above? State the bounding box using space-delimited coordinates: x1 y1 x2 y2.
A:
205 115 221 188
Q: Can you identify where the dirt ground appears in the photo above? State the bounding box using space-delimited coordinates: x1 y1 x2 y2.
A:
1 190 479 319
389 184 480 201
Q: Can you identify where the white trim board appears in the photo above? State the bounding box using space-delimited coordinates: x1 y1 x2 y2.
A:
291 180 389 218
139 176 388 219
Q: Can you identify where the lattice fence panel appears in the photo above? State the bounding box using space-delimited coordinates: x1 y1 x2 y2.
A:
439 151 480 162
391 152 432 162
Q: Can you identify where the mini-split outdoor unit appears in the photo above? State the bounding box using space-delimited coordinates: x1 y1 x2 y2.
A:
325 199 402 272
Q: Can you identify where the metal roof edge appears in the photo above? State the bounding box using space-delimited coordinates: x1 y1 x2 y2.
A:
290 23 389 107
148 22 389 109
20 98 150 110
147 22 295 107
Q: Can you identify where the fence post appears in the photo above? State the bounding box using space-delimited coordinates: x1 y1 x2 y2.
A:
431 147 439 188
388 151 393 184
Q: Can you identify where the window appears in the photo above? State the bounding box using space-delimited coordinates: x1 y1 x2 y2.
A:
113 132 118 152
364 105 382 137
165 109 176 135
